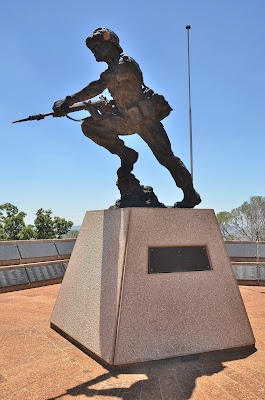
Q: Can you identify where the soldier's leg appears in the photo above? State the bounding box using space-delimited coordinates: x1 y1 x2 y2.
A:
81 116 138 177
138 122 201 207
81 115 160 207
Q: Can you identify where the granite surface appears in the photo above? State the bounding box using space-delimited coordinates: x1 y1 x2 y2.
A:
114 208 255 365
51 208 255 366
51 209 130 364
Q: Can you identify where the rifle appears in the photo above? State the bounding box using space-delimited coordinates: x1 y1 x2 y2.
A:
13 97 116 123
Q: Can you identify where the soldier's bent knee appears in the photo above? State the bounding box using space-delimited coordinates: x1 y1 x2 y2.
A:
81 119 96 138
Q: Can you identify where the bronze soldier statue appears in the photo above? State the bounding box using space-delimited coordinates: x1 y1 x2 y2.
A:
53 27 201 208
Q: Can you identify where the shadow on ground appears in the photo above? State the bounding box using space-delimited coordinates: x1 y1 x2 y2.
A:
48 347 256 400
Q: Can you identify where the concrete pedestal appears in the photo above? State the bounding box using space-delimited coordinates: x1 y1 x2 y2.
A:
50 208 255 367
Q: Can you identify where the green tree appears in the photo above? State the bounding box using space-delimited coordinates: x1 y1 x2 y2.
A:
65 230 79 239
34 208 55 239
0 204 73 240
216 211 235 240
0 224 6 240
54 217 73 239
34 209 73 239
0 203 26 240
230 196 265 240
217 196 265 241
19 224 36 240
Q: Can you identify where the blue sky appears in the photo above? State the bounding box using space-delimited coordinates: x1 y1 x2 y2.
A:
1 0 265 225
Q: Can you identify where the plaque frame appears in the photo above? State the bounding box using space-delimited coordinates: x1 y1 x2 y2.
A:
148 245 212 274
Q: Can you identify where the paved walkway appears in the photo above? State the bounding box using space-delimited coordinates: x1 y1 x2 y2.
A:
0 284 265 400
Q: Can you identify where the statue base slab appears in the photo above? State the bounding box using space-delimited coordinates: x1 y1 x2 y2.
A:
50 208 255 368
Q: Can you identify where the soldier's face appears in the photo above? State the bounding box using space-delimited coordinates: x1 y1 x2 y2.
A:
90 41 110 62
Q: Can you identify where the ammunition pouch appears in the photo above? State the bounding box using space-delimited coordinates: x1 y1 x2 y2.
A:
125 92 172 125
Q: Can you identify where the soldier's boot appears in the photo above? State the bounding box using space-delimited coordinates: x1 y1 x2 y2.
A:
174 183 201 208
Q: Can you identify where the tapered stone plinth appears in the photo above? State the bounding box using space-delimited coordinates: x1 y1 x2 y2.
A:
50 208 255 368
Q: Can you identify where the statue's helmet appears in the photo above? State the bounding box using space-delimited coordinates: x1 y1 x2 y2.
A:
86 27 123 54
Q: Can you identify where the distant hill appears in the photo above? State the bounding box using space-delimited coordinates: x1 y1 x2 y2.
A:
72 225 81 231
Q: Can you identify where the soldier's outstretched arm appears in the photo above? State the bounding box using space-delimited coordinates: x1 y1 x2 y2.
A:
66 77 107 105
53 76 107 115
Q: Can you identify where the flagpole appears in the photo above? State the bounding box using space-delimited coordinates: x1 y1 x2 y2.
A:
186 25 193 179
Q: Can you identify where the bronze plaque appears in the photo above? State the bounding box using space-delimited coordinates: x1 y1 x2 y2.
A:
148 246 211 274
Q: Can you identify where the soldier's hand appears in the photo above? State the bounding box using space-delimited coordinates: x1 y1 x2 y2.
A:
52 98 70 117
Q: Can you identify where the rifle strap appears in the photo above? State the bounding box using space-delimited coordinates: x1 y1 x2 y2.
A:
66 114 85 122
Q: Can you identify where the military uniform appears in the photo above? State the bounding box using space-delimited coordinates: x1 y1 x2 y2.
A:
81 54 192 188
54 28 200 207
